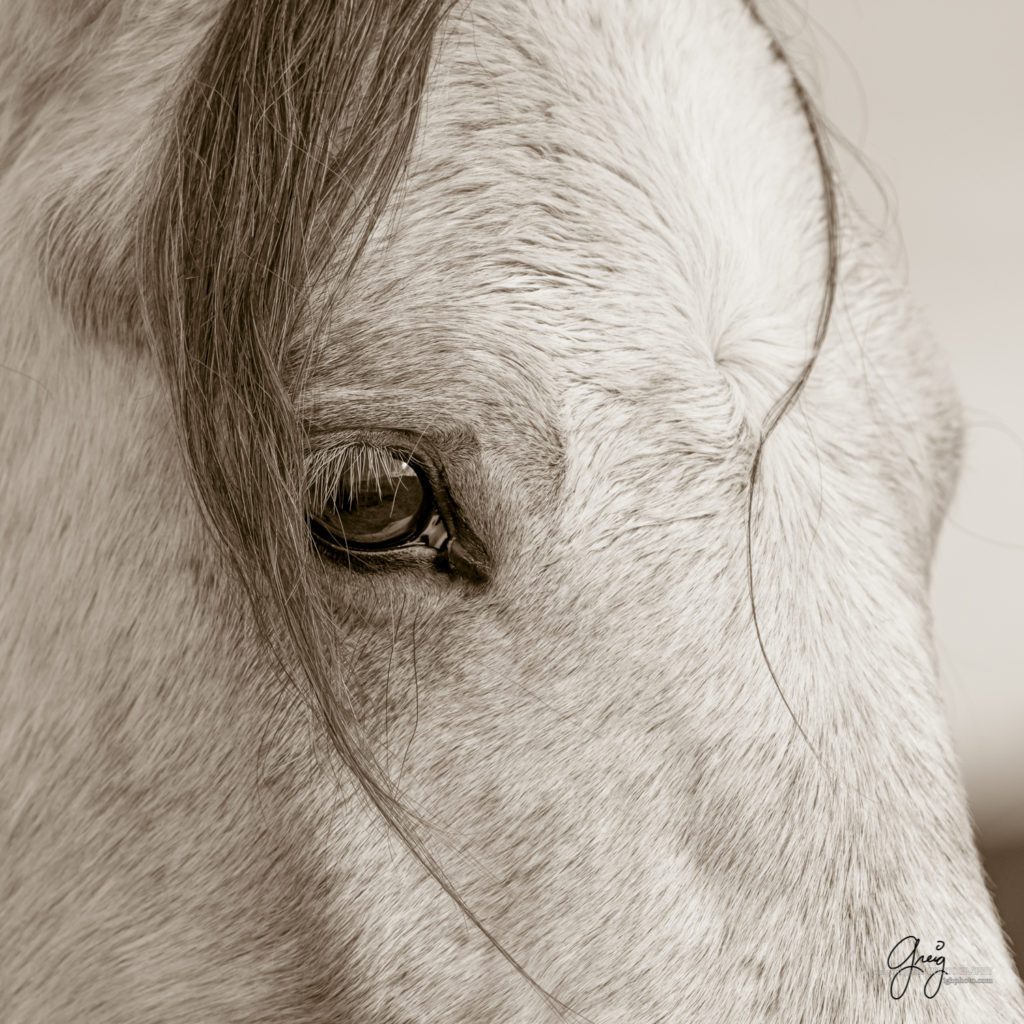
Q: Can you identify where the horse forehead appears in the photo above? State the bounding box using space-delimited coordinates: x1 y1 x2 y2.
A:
345 0 827 415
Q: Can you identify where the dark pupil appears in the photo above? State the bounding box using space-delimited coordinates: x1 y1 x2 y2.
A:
323 457 427 548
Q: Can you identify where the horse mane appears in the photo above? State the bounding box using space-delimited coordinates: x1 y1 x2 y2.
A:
136 0 556 997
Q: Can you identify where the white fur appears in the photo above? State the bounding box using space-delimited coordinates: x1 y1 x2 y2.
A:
1 1 1020 1021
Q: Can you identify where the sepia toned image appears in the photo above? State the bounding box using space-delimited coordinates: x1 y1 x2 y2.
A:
1 1 1021 1020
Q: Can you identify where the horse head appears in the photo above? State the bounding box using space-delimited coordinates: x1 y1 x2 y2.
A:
2 1 1020 1020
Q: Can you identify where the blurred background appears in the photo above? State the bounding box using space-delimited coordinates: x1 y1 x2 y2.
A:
782 0 1024 972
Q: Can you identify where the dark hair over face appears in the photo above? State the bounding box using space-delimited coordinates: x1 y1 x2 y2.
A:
137 0 546 984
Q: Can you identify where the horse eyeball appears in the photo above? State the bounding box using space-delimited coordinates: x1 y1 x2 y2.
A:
310 449 435 552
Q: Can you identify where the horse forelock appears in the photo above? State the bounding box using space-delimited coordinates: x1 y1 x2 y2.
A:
135 0 539 994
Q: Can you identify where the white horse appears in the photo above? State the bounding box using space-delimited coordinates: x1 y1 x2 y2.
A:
1 0 1020 1020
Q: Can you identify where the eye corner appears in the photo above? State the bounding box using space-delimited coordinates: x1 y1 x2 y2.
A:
440 553 489 585
435 535 490 584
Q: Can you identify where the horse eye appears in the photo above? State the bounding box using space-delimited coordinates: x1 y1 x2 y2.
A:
309 449 441 554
